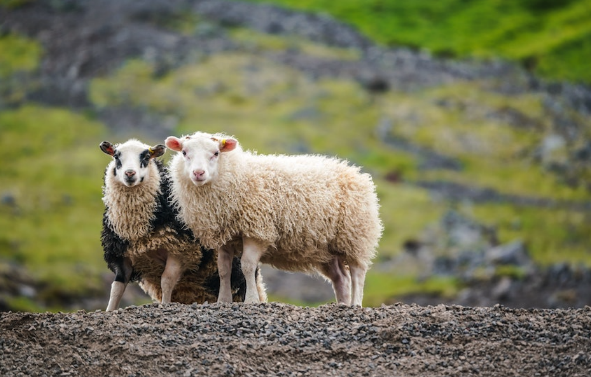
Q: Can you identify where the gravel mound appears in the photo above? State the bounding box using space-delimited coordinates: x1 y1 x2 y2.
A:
2 303 590 376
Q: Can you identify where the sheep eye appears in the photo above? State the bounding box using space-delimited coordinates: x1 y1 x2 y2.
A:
182 151 186 156
214 151 219 157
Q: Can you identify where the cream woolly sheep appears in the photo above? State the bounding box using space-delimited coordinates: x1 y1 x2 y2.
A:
166 132 382 306
100 139 266 311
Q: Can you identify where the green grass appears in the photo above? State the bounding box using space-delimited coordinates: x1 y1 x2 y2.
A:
364 273 461 307
230 28 361 61
236 0 591 84
0 106 114 308
469 204 591 266
377 82 591 202
0 33 41 78
0 33 42 103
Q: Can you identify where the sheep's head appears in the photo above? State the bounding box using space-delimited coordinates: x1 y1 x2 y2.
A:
165 133 237 186
100 139 166 187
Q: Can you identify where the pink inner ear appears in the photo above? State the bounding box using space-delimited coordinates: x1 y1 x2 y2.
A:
221 138 237 152
165 137 183 152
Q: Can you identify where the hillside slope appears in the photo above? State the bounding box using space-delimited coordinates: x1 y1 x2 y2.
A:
1 0 591 311
238 0 591 84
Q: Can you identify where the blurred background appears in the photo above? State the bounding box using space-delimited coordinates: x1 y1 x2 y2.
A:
1 0 591 312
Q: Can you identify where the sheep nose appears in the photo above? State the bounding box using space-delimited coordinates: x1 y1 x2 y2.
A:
193 169 205 178
125 170 136 177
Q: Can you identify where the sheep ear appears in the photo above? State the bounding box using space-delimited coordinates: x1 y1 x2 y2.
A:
100 141 115 156
220 138 237 152
165 136 183 152
149 144 166 158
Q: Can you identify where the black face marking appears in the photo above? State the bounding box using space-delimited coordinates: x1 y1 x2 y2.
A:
113 166 117 176
139 150 151 168
114 151 122 169
140 176 145 183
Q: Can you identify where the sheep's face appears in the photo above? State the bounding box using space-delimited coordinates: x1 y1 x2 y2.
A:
100 139 166 187
166 134 237 186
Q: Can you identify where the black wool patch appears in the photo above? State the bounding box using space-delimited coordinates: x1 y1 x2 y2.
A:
139 150 151 168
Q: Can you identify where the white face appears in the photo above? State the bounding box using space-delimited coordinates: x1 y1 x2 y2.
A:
101 140 165 188
179 138 221 186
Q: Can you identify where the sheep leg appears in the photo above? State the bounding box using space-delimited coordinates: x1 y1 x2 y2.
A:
255 267 268 303
350 263 367 307
217 245 235 303
241 237 266 304
320 257 351 305
106 257 133 311
161 254 183 304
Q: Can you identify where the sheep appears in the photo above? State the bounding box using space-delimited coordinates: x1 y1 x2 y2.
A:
100 139 266 311
165 132 383 307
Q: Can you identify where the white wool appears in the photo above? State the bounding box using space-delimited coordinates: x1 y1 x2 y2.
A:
103 157 161 241
169 132 382 273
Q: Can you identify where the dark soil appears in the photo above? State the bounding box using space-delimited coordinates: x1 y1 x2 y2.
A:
2 302 591 376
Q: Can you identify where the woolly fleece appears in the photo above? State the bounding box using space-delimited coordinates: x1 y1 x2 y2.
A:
169 132 383 273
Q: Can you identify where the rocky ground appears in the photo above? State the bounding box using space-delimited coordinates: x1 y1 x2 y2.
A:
2 302 591 376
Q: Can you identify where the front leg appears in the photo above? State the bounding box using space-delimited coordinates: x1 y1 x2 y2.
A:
106 257 133 311
241 237 266 304
217 245 235 303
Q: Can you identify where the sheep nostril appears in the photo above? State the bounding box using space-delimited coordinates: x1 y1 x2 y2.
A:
193 169 205 178
125 170 136 177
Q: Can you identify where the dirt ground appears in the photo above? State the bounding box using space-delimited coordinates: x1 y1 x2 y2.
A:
2 302 590 376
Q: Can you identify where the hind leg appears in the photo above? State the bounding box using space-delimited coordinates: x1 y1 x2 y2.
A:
161 254 183 304
106 257 133 311
217 245 235 303
241 237 267 304
319 257 351 305
350 262 367 307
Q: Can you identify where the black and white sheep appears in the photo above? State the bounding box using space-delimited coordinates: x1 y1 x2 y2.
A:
166 132 382 307
100 139 266 311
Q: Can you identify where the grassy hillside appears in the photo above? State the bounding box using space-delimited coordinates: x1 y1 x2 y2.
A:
238 0 591 84
1 5 591 310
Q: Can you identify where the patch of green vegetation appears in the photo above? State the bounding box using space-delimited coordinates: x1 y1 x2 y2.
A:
237 0 591 84
379 82 591 202
0 106 114 308
375 182 444 258
230 28 360 61
536 32 591 83
364 273 460 307
468 204 591 266
0 33 42 103
4 296 45 312
0 33 42 78
495 265 528 280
